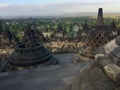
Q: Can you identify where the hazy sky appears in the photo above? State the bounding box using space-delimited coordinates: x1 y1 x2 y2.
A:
0 0 120 17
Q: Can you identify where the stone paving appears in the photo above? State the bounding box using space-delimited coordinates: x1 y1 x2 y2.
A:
0 61 89 90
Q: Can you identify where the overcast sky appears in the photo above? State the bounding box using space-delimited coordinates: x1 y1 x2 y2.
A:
0 0 120 17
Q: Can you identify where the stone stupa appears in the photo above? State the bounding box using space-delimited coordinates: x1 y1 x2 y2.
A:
50 24 67 41
73 8 117 62
0 25 57 72
0 23 19 61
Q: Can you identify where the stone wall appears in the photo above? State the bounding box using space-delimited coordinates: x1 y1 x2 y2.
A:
44 41 84 53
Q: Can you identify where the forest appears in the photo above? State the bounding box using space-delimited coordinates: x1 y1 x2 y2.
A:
0 16 120 40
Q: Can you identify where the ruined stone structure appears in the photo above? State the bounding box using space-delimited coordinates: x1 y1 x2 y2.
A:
0 26 19 48
75 28 82 41
95 35 120 87
73 8 118 62
7 43 56 67
82 21 89 34
0 25 57 72
0 8 120 90
97 35 120 66
0 23 19 61
96 8 104 26
0 36 120 90
23 25 46 43
50 24 67 41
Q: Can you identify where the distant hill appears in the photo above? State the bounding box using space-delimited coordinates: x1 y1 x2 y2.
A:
61 12 120 17
1 12 120 19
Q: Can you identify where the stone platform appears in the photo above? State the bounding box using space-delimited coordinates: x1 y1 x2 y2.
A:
0 62 88 90
0 61 119 90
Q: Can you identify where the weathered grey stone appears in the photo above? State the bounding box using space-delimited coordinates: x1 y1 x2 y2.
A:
104 37 120 66
71 65 94 90
88 65 117 90
0 62 90 90
104 64 120 85
0 25 57 72
95 35 120 88
95 54 112 69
